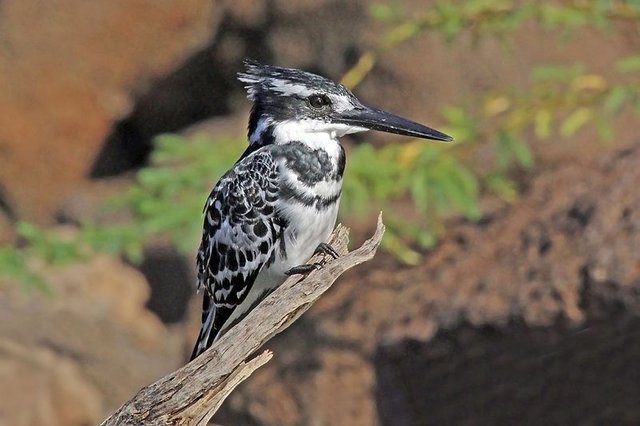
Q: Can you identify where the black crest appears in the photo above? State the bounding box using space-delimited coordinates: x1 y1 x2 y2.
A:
237 60 350 101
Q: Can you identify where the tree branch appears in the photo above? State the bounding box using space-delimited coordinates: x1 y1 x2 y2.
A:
101 214 385 426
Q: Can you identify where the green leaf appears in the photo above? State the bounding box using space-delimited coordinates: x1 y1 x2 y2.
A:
485 173 519 203
631 92 640 115
381 225 422 265
604 86 628 114
510 137 534 168
595 118 614 143
385 21 423 46
416 228 437 249
436 1 464 41
532 64 584 81
560 107 593 137
445 162 481 219
440 103 478 143
615 55 640 73
534 109 552 139
410 170 430 214
495 131 534 170
16 221 41 241
539 5 588 29
370 3 404 21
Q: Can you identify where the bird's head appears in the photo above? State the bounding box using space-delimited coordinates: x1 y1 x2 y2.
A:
238 60 453 146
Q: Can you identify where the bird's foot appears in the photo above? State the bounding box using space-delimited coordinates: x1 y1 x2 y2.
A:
314 242 340 259
285 243 340 276
285 263 323 276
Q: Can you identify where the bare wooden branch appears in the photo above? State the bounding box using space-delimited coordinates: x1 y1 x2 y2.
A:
101 215 385 426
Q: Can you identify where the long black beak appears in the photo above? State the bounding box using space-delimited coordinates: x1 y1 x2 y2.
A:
335 105 453 142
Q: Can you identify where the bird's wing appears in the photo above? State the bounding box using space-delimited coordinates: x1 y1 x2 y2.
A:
191 149 282 360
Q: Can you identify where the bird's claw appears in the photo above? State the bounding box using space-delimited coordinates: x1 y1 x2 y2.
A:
285 262 323 276
314 242 340 259
285 243 340 276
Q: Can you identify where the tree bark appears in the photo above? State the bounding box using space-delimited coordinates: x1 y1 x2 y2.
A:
101 215 385 426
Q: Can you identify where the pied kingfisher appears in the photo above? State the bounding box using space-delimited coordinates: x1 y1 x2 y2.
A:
190 60 452 360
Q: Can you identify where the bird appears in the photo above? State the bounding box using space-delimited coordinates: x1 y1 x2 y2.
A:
190 60 452 360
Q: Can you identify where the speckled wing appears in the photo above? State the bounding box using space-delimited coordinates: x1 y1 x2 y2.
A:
191 149 281 360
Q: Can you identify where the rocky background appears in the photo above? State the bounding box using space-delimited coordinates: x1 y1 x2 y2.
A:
1 1 640 425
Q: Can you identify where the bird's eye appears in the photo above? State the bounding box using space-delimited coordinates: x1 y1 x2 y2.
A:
308 94 330 109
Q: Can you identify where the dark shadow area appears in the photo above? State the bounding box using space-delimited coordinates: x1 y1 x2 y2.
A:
89 10 276 178
0 182 16 222
139 246 193 324
375 315 640 426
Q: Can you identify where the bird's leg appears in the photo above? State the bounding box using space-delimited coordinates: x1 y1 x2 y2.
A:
285 243 340 276
314 242 340 260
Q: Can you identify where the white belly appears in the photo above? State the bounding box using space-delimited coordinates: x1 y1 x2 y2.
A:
274 200 340 276
218 200 339 335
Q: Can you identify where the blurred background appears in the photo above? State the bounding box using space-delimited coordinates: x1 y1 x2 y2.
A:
1 0 640 425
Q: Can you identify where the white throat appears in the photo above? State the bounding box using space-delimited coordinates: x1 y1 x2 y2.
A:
272 119 365 148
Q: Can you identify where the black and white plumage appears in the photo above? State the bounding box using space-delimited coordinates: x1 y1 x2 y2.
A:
190 61 452 360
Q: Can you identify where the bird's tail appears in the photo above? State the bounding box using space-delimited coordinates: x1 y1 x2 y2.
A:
190 293 219 361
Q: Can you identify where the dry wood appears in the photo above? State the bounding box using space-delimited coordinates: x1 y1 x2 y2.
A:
101 215 385 426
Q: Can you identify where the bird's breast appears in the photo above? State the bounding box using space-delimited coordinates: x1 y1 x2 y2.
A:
270 196 341 278
260 139 345 278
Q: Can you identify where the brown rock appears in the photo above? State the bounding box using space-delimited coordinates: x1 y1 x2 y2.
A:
0 339 102 426
0 252 185 422
0 0 220 222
